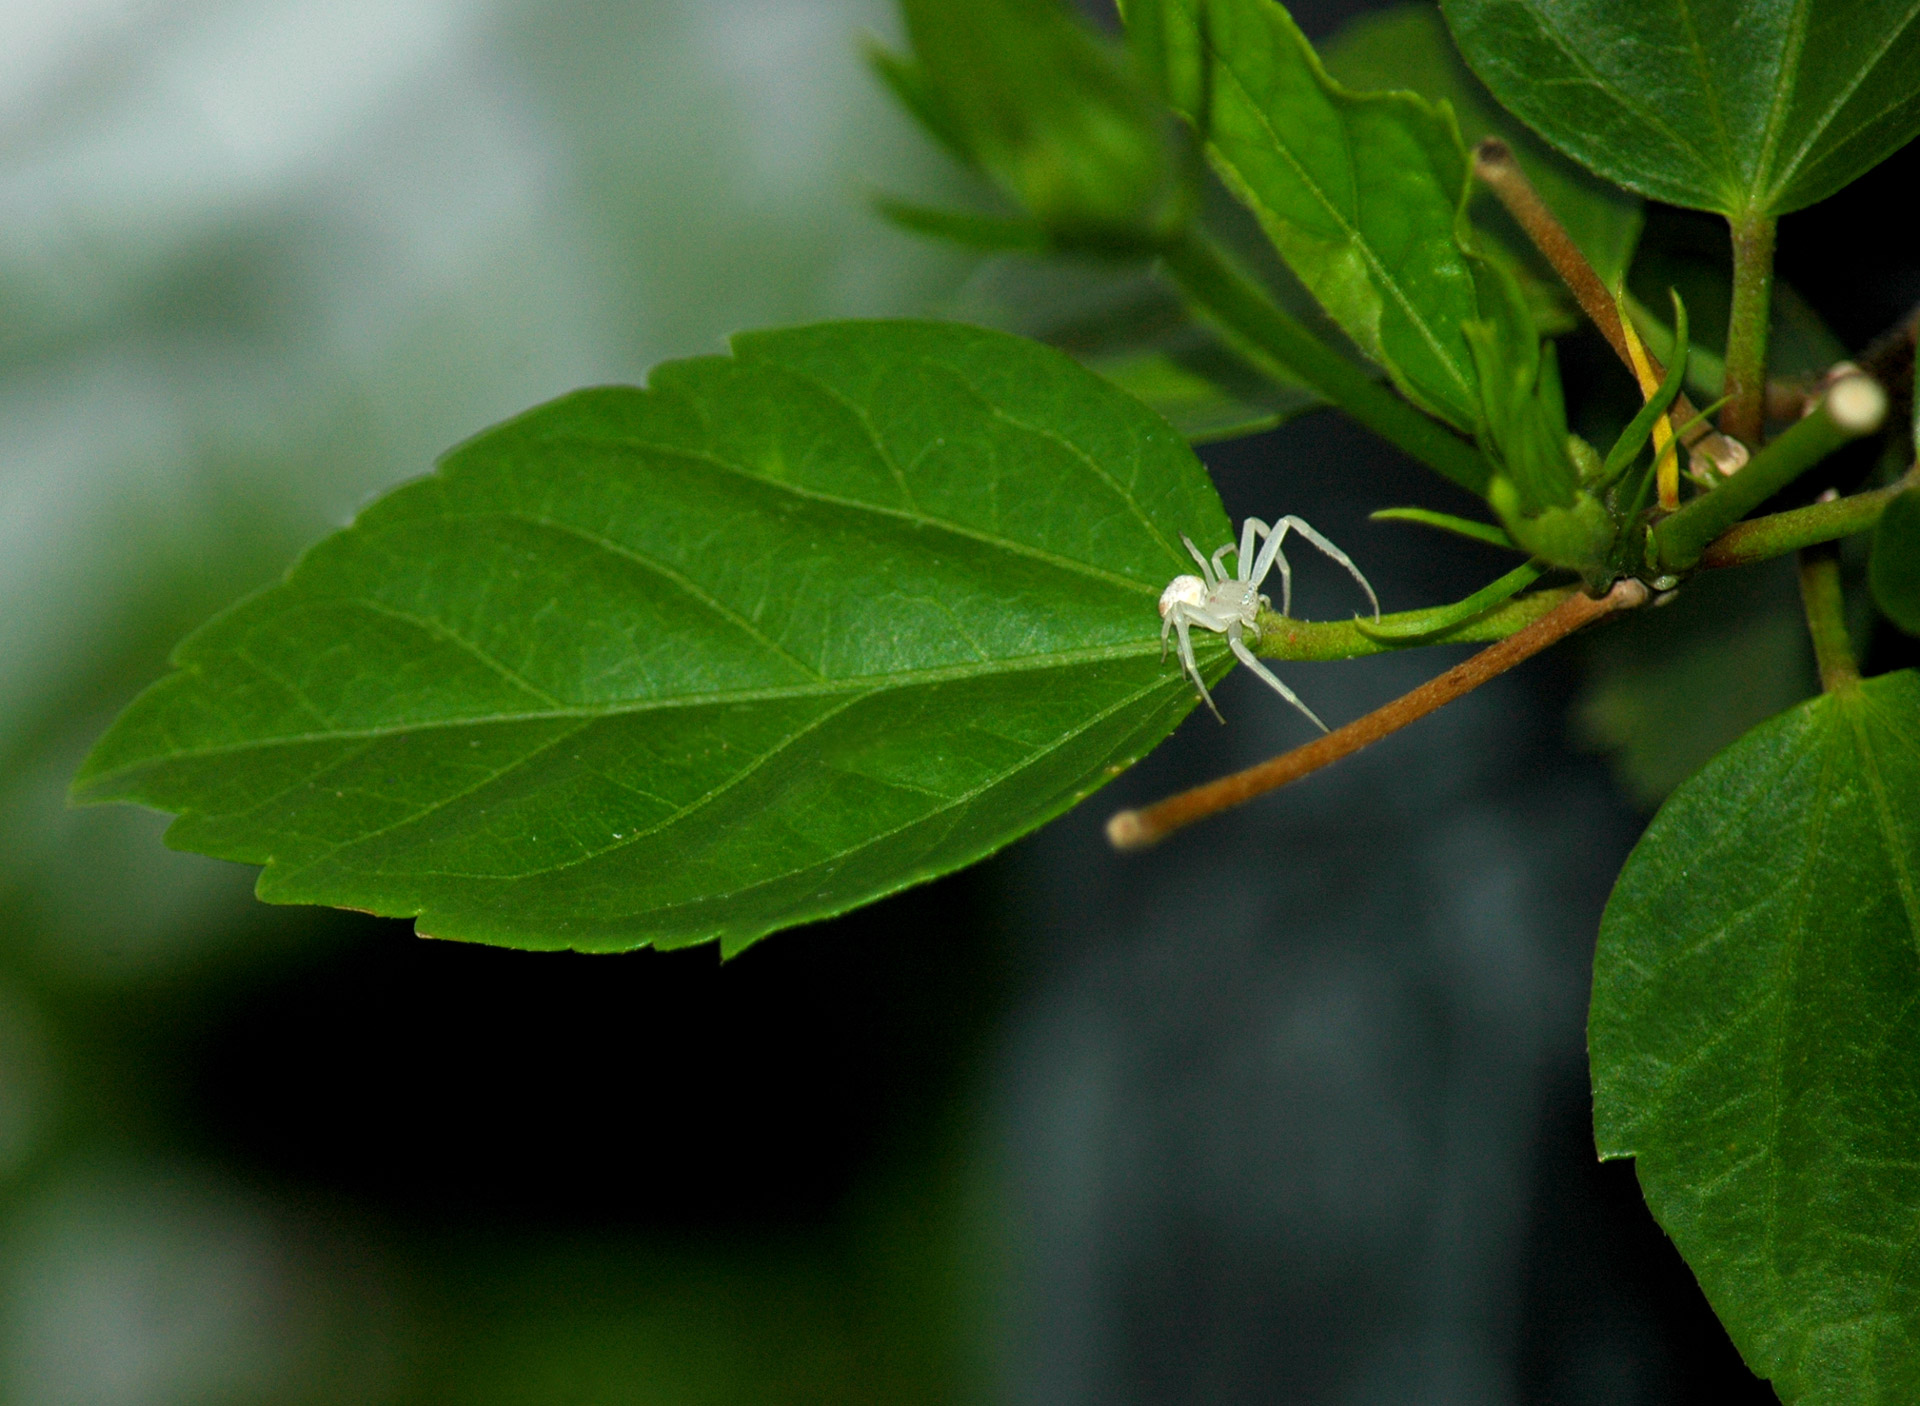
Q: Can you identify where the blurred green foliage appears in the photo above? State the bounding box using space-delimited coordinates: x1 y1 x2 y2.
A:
1 0 991 1399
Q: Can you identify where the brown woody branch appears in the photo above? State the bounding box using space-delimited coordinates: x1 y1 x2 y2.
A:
1107 579 1649 850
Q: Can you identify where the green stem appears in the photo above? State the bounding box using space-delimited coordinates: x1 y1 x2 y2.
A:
1356 559 1545 641
1253 587 1575 661
1700 466 1919 568
1652 376 1888 573
1722 213 1777 447
1160 231 1491 494
1797 545 1860 692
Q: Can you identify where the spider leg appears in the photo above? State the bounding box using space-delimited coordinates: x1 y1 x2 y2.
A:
1273 516 1382 621
1247 522 1296 618
1181 534 1217 586
1238 517 1270 580
1228 623 1328 733
1174 609 1224 722
1211 541 1236 582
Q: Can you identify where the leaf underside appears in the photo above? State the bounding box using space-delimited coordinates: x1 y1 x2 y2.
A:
1591 671 1920 1400
1442 0 1920 216
75 322 1233 955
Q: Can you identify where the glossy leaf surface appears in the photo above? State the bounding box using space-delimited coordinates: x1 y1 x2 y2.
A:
1145 0 1484 430
1321 2 1641 285
1872 487 1920 634
1592 670 1920 1399
75 322 1229 954
1443 0 1920 216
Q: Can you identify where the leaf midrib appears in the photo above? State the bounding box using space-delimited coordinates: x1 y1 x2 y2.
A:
90 638 1197 779
283 693 870 890
408 668 1181 923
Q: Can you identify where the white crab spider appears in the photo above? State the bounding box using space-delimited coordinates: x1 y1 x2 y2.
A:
1158 515 1380 729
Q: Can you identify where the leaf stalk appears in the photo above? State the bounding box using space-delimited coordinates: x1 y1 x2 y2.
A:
1722 213 1778 447
1797 545 1860 693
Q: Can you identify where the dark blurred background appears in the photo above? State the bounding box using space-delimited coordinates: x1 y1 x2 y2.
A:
3 1 1915 1401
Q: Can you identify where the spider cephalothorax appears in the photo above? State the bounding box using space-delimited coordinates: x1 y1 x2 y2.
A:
1158 515 1378 728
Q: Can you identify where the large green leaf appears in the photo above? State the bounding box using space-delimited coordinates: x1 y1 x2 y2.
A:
1872 487 1920 635
1591 670 1920 1400
1442 0 1920 217
1320 2 1642 286
1142 0 1485 430
74 322 1229 955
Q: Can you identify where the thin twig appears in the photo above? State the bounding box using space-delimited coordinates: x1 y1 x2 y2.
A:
1797 544 1860 693
1652 374 1888 572
1107 579 1648 849
1700 464 1918 568
1471 140 1746 474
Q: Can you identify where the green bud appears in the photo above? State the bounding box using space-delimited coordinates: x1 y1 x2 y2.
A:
1568 434 1604 487
1490 479 1616 575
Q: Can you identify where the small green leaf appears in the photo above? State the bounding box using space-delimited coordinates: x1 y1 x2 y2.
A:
1355 558 1542 640
1466 257 1616 575
1592 670 1920 1399
1466 259 1581 514
1320 2 1642 284
1872 487 1920 634
74 322 1230 955
1125 0 1208 114
1143 0 1485 429
866 41 976 165
1369 506 1520 550
1442 0 1920 217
